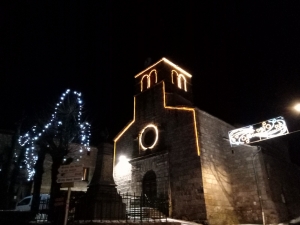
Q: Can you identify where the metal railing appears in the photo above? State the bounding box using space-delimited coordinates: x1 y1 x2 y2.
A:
122 193 169 222
73 192 169 223
32 192 169 224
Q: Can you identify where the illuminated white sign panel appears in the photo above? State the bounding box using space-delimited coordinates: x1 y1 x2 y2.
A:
228 116 289 147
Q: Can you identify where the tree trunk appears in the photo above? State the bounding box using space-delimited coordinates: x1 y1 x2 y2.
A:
0 125 20 209
48 156 62 223
31 149 47 212
7 145 26 209
0 147 13 209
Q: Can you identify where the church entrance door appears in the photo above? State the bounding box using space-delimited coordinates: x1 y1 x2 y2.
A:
142 170 157 205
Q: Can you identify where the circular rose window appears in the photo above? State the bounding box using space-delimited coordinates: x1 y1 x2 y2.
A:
139 124 159 150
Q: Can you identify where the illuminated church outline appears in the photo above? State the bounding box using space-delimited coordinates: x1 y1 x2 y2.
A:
113 58 300 224
115 57 199 156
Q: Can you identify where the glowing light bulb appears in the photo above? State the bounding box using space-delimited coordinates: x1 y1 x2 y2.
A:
294 103 300 112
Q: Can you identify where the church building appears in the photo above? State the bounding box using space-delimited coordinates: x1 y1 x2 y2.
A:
113 58 300 224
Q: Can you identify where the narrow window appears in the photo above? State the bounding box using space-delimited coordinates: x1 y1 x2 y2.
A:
82 167 89 181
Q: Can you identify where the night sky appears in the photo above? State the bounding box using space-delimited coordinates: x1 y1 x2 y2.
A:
1 1 300 164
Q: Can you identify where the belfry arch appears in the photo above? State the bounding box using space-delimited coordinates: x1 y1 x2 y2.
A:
171 70 187 91
140 70 157 92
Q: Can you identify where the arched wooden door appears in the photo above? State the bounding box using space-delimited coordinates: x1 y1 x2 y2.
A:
142 170 157 205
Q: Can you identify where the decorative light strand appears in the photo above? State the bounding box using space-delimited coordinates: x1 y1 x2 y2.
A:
228 117 289 147
114 80 200 168
18 89 91 181
171 70 187 91
139 124 159 150
140 69 157 92
135 57 192 78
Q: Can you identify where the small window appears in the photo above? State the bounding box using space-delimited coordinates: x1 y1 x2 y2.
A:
82 167 89 181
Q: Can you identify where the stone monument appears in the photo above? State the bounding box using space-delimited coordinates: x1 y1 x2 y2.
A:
75 143 126 220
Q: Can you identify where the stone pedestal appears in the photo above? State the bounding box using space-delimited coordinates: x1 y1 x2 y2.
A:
75 143 126 220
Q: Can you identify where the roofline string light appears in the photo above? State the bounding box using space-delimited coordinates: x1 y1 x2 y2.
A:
18 89 91 181
135 57 192 78
113 97 136 166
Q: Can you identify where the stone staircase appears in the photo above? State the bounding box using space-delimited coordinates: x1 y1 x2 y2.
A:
127 206 166 220
126 196 167 220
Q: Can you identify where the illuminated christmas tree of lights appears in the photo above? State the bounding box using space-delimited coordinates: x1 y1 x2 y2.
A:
18 89 91 181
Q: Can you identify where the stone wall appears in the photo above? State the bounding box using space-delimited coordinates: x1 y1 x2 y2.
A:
165 109 205 221
197 109 239 225
197 109 300 224
261 146 300 220
130 152 169 197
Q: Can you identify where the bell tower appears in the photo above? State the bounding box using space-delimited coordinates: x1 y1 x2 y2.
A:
134 57 193 106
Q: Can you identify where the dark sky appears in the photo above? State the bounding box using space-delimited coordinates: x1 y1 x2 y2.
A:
1 1 300 164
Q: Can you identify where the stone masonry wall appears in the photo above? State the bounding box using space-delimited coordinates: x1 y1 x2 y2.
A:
261 148 300 220
165 109 205 221
197 108 281 224
197 109 239 225
130 153 169 197
197 108 300 224
229 135 298 223
230 143 269 223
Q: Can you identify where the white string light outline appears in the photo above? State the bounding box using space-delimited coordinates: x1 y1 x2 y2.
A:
18 89 91 181
171 70 187 91
140 69 157 92
139 124 159 150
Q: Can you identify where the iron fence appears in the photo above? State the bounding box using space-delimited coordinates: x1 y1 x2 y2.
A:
32 192 169 224
122 193 169 222
73 192 169 223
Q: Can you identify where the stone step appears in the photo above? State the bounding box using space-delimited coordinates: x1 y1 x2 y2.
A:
127 207 166 219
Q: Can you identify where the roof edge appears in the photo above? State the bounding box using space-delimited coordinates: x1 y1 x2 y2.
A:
134 57 192 78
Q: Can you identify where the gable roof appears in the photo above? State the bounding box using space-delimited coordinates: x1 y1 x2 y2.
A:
134 57 192 78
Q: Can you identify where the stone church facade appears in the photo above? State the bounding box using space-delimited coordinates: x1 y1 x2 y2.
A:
113 58 300 224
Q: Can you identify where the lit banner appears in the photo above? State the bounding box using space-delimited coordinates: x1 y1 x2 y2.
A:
228 116 289 147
